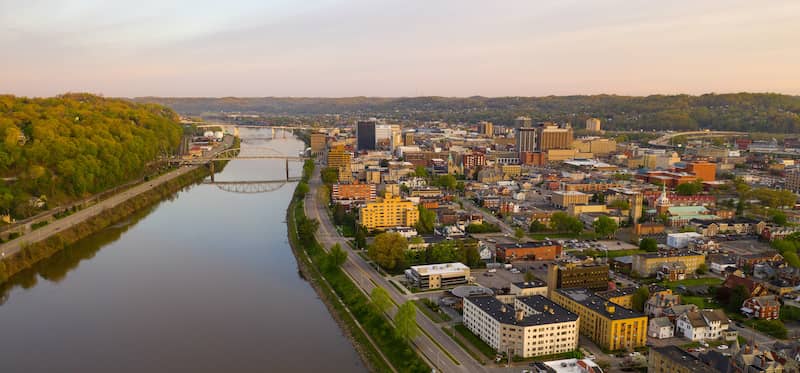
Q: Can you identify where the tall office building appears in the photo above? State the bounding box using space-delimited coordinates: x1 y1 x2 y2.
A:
586 118 601 132
403 132 415 146
478 121 494 136
327 144 353 182
514 116 533 128
357 119 377 151
536 122 573 151
516 127 537 153
375 123 401 150
310 132 327 155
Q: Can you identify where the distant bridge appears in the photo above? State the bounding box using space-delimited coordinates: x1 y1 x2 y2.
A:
649 130 747 147
202 179 300 194
172 146 307 182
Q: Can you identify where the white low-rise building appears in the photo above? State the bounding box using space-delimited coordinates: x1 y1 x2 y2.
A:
463 295 579 358
405 262 470 290
648 317 675 339
675 309 730 341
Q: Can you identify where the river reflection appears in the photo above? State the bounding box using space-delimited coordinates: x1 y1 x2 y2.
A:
0 129 365 373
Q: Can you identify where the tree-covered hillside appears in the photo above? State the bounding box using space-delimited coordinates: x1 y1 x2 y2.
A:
136 93 800 133
0 94 182 218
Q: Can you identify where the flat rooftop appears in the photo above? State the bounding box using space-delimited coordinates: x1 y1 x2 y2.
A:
465 295 578 327
541 358 604 373
556 288 645 320
513 280 547 289
409 262 469 276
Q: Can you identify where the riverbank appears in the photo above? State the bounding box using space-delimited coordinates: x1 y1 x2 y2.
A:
286 160 429 373
0 136 240 284
0 166 210 283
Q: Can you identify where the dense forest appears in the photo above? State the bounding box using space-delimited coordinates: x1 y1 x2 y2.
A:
135 93 800 133
0 94 182 218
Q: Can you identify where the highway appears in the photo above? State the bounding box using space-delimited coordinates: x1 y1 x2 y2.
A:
304 167 513 373
647 130 746 147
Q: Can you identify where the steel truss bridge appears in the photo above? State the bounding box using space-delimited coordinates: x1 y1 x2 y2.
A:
202 179 301 194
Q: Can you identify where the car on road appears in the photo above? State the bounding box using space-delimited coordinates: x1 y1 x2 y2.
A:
718 345 729 350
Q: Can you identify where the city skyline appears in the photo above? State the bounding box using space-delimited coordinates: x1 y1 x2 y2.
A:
2 0 799 97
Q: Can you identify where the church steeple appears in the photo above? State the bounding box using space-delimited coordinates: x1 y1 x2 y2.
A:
655 184 671 215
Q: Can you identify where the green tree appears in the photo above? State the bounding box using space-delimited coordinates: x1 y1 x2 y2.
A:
320 167 339 184
592 216 618 239
415 205 436 234
436 174 457 191
784 251 800 269
529 220 547 233
514 227 526 242
368 232 408 270
463 244 481 267
354 226 367 249
631 286 650 312
414 166 428 178
395 301 420 341
608 199 630 211
639 237 659 252
695 263 708 275
550 212 583 235
676 180 704 196
466 222 501 233
727 285 749 313
326 243 348 270
370 287 393 315
524 270 535 283
771 210 788 226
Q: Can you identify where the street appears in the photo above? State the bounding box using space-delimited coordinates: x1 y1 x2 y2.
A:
304 166 515 373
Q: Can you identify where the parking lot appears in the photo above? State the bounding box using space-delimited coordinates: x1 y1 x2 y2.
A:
719 238 773 256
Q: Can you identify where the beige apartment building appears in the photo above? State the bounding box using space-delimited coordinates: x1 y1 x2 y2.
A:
463 295 579 358
358 192 419 230
631 252 706 277
551 191 590 208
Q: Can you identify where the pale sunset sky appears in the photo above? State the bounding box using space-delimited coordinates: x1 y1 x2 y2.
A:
1 0 798 97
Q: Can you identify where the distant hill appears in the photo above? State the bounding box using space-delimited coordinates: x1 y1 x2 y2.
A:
0 94 182 218
134 93 800 133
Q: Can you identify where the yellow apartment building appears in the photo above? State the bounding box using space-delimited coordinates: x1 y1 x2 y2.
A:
359 192 419 230
551 288 647 351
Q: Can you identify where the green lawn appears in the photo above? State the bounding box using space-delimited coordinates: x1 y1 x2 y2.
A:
442 326 486 365
682 295 722 309
661 277 722 289
454 324 496 359
414 299 452 323
605 249 647 258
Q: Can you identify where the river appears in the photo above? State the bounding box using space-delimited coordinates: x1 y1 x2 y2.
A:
0 129 366 373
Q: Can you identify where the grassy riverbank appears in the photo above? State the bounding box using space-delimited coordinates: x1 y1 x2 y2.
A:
0 137 241 284
286 160 429 373
0 167 210 284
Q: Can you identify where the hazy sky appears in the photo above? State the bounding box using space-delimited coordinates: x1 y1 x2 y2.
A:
1 0 799 97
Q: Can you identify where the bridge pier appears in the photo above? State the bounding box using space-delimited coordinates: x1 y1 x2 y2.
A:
209 161 215 182
285 159 289 180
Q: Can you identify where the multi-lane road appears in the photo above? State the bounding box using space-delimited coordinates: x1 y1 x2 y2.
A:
303 166 514 373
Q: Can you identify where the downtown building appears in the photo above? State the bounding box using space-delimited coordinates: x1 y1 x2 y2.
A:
356 119 377 151
463 295 579 358
551 288 647 351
